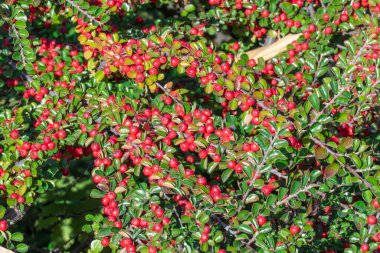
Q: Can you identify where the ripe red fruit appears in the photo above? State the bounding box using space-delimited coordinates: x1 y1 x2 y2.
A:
200 233 208 243
113 149 123 159
131 217 141 227
234 164 243 173
155 208 164 218
248 59 256 67
261 10 269 18
227 160 236 169
148 246 157 253
352 2 360 9
197 177 207 185
324 26 333 34
152 223 162 232
170 57 179 67
287 101 296 110
360 244 369 252
186 67 197 78
290 225 300 235
251 142 260 152
340 14 348 22
367 215 377 225
208 0 220 5
372 199 379 209
10 129 20 139
101 237 110 247
264 89 273 98
0 220 7 231
168 158 179 168
135 73 145 83
308 24 316 32
295 72 303 81
261 185 273 196
257 215 267 226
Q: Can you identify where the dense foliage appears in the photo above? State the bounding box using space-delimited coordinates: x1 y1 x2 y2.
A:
0 0 379 252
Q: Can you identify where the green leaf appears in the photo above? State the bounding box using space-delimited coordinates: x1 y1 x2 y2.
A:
318 84 330 101
290 181 301 195
89 240 103 253
315 147 328 160
16 243 28 253
90 189 105 198
325 163 340 179
350 153 362 168
362 190 372 203
98 227 118 237
245 194 259 204
229 98 238 110
15 20 26 29
310 170 322 181
95 70 105 83
12 232 24 242
238 224 253 234
221 169 233 182
308 93 320 111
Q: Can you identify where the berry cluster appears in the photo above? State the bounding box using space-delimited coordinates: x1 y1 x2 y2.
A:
0 0 379 252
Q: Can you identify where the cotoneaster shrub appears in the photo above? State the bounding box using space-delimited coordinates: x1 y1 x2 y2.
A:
0 0 379 252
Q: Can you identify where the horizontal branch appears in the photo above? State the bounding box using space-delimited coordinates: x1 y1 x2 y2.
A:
10 24 26 67
310 136 374 190
64 0 104 26
274 184 319 207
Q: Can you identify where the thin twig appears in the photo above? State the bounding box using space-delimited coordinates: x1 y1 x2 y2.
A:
274 184 319 207
311 136 374 190
211 214 237 236
10 24 26 67
339 203 361 216
245 231 259 247
156 82 182 105
163 194 184 228
64 0 104 26
270 169 288 179
8 61 33 83
301 37 369 134
238 128 282 212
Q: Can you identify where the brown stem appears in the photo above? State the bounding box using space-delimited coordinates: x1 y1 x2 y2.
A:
10 25 26 67
64 0 104 26
310 136 374 190
301 38 369 134
156 82 182 105
274 184 319 207
238 128 282 212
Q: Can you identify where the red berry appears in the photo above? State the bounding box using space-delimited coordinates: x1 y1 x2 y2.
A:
308 24 316 32
148 246 157 253
101 237 110 247
200 233 209 243
257 215 267 226
261 185 273 196
186 67 197 78
261 10 269 18
170 57 179 67
290 225 300 235
360 244 369 252
340 14 348 22
367 215 377 225
372 199 379 209
0 220 7 231
10 129 20 139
